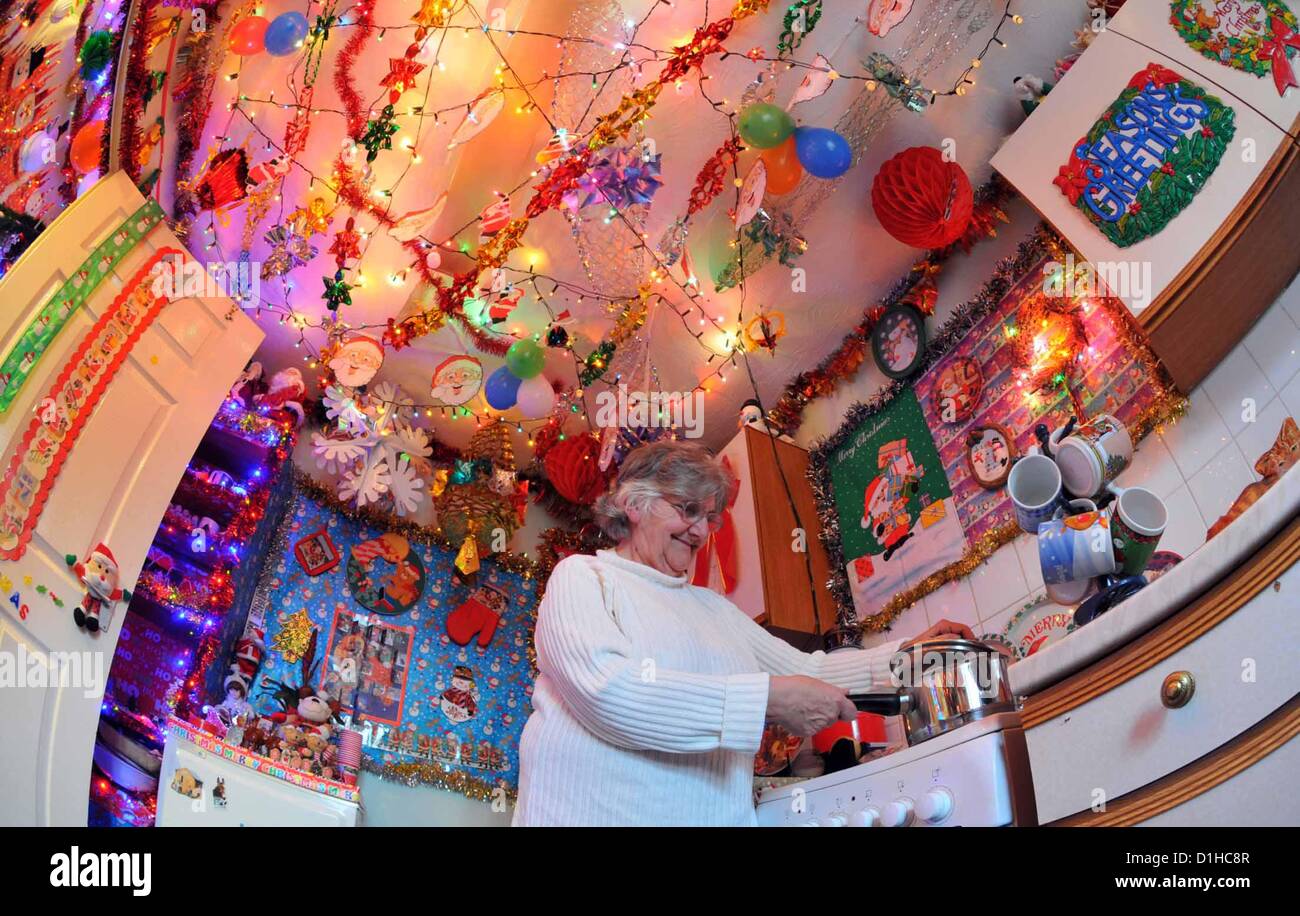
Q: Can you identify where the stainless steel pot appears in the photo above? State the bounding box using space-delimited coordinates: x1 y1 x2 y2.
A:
848 637 1016 745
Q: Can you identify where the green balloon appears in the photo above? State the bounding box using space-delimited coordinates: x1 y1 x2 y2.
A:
505 338 545 379
738 103 794 149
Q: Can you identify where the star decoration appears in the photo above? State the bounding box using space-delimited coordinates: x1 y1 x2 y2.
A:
329 217 362 268
360 105 400 162
412 0 454 29
382 57 426 104
322 270 353 312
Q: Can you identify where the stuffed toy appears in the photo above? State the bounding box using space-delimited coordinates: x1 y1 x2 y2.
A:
65 543 131 633
255 366 307 427
261 628 341 738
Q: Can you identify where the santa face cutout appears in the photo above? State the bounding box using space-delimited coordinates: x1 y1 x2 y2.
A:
430 355 483 406
328 335 384 388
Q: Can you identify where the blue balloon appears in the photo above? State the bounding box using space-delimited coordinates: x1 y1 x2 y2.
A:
794 127 853 179
265 12 309 57
484 366 522 410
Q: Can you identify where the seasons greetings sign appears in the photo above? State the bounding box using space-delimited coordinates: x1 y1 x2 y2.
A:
1054 64 1235 248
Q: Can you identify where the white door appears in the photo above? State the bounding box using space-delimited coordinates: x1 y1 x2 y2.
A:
0 172 262 825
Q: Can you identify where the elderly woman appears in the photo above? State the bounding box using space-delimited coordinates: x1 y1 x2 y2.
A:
513 440 972 827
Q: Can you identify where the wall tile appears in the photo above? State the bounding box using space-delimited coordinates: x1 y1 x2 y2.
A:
1200 342 1276 436
1278 371 1300 420
1243 302 1300 393
1232 398 1292 480
1013 532 1045 594
968 542 1029 623
920 577 979 631
1271 276 1300 343
1159 391 1232 479
1116 433 1183 500
1157 484 1208 560
1187 441 1256 531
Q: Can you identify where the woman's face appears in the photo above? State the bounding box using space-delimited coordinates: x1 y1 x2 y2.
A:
625 495 714 577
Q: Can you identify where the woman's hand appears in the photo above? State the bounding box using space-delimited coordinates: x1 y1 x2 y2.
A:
901 618 976 650
766 675 858 737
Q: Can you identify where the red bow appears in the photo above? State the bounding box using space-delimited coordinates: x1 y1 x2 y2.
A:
692 456 741 593
1262 15 1300 97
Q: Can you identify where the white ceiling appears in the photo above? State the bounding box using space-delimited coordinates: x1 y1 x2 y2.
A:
189 0 1082 452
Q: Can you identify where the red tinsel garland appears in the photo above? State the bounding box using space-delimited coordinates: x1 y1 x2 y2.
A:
687 137 743 216
334 2 374 138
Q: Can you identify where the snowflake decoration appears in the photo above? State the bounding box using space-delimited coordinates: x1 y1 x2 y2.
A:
311 382 433 516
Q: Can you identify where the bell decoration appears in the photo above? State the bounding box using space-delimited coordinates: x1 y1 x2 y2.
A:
871 147 974 250
455 534 480 577
543 434 609 506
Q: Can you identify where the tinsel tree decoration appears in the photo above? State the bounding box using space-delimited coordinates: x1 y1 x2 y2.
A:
79 30 115 81
467 418 515 472
311 381 432 515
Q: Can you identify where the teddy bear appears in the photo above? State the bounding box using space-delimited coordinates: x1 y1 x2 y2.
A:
381 559 422 606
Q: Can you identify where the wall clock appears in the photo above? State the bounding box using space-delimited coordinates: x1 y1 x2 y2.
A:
871 304 927 380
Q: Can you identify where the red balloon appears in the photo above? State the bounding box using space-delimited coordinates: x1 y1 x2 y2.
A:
70 120 105 174
543 434 609 505
228 15 269 56
761 136 803 195
871 146 974 250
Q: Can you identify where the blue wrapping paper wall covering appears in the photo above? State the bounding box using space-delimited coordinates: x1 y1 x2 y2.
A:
255 479 540 798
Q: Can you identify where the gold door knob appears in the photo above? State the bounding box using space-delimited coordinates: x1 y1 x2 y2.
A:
1161 671 1195 708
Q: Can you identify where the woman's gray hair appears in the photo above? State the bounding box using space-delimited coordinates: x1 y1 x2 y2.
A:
593 440 735 542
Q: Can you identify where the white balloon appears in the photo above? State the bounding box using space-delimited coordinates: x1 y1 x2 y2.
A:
515 374 556 417
19 132 54 173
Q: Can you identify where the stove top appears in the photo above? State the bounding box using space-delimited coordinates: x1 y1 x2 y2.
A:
755 711 1037 827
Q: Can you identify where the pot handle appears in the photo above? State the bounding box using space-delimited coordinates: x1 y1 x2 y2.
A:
848 692 905 717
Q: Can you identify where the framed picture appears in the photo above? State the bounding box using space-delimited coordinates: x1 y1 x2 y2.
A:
933 357 983 423
871 304 926 379
294 528 340 576
964 423 1016 490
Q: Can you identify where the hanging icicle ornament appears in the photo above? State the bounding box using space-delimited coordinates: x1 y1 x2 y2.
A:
360 105 400 161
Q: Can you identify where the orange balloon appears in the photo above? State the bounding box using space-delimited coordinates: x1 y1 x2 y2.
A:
761 136 803 195
70 120 105 174
228 15 269 56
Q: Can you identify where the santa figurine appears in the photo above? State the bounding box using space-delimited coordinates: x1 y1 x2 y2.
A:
254 366 307 427
65 544 132 633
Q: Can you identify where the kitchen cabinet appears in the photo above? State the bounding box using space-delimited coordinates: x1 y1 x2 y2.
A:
718 425 836 636
990 12 1300 393
1017 512 1300 825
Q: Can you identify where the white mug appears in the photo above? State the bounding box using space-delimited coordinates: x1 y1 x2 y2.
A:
1008 449 1063 534
1051 414 1134 498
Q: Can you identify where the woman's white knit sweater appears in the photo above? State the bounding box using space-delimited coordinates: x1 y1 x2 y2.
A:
512 550 903 827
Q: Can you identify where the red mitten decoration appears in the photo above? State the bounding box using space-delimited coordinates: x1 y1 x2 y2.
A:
446 586 507 648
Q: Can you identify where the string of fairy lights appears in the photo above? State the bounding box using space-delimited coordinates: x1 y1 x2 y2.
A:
185 0 1022 439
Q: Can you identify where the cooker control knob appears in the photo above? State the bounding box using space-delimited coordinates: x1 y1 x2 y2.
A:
824 813 848 827
851 807 882 827
882 798 914 828
917 787 954 824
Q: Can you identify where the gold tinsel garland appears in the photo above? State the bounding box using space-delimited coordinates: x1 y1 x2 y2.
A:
361 757 515 804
